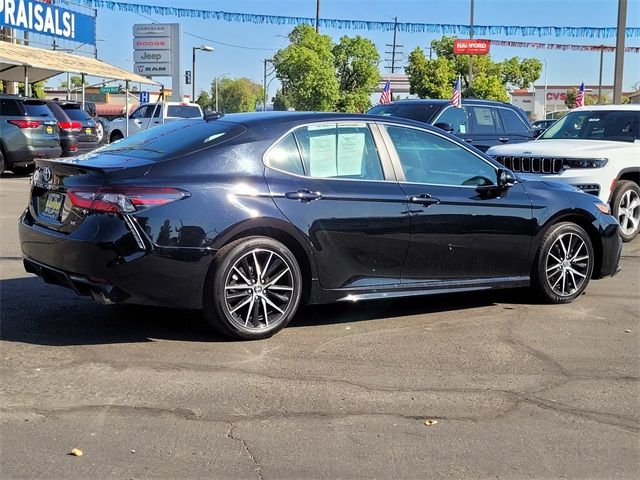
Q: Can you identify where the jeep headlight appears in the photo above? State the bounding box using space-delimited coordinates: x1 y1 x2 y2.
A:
563 158 608 169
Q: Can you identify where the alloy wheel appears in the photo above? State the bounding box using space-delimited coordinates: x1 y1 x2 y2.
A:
95 122 104 143
223 248 295 330
617 189 640 237
545 232 591 297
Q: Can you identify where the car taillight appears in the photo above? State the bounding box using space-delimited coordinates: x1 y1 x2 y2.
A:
58 121 82 131
67 187 190 213
8 119 42 128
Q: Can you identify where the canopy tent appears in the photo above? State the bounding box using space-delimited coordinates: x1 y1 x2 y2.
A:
0 41 159 85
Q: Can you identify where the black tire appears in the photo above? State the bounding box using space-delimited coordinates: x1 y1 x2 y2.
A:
203 236 303 340
531 222 594 304
0 150 5 175
611 180 640 242
110 131 124 143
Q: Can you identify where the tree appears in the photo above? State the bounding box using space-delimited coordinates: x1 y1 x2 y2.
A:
17 81 45 98
272 24 339 111
196 90 212 110
333 35 380 112
214 77 263 113
60 75 86 89
405 36 543 102
564 88 597 109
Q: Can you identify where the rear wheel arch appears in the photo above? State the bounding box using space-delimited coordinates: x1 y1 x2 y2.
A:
535 213 603 278
212 220 317 305
109 129 124 143
616 168 640 188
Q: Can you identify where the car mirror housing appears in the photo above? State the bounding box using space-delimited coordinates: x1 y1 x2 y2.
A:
433 122 454 133
498 168 517 189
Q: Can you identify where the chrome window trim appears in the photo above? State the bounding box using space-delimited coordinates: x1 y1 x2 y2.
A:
262 120 398 184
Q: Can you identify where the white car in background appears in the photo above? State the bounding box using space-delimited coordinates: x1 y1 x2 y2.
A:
488 105 640 241
108 101 203 143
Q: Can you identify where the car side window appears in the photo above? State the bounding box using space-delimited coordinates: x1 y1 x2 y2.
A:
385 125 497 186
130 106 147 119
1 99 23 116
265 133 304 176
293 123 384 181
499 108 530 134
468 106 500 134
433 106 468 134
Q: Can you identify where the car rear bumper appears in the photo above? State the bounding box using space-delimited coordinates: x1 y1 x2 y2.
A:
7 145 62 166
19 209 214 309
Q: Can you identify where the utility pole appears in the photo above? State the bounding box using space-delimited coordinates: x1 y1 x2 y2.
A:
613 0 627 103
468 0 475 91
385 17 403 73
263 59 273 111
315 0 320 33
598 46 605 104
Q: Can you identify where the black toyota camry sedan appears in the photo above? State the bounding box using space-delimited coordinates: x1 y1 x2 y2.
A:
19 112 622 340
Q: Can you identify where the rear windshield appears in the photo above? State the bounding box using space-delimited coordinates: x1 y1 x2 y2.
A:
24 102 52 117
61 106 92 121
166 105 202 118
46 102 70 122
95 120 246 160
367 103 441 124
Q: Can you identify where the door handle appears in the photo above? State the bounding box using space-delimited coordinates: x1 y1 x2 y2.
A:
464 138 474 143
284 189 322 202
499 137 510 143
408 194 440 207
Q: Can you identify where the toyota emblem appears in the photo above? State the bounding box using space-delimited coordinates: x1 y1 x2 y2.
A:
42 166 52 183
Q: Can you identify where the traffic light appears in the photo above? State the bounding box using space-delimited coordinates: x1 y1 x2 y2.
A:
185 70 192 85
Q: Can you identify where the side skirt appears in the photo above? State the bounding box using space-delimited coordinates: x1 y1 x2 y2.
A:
308 276 530 305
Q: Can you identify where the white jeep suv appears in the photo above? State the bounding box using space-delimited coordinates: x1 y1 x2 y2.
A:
487 105 640 241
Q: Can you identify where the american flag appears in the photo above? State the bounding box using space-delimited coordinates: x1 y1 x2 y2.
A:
379 80 392 105
451 77 462 108
575 82 585 108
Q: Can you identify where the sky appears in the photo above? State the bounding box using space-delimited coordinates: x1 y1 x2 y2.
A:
48 0 640 98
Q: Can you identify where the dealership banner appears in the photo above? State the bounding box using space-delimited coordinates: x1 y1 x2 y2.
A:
0 0 96 45
73 0 640 38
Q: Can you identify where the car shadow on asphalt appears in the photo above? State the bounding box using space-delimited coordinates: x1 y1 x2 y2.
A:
0 275 535 346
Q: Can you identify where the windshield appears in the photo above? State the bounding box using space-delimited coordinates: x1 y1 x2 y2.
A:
167 105 202 118
367 103 441 124
95 120 246 160
540 109 640 142
61 106 92 121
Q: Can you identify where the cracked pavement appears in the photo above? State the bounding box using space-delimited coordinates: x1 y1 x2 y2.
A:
1 175 639 478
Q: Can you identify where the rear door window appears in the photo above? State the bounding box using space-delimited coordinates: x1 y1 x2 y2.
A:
368 104 441 123
292 123 384 181
468 106 501 134
0 98 23 116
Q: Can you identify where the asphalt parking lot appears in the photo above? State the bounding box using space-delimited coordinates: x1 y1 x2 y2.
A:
1 173 638 479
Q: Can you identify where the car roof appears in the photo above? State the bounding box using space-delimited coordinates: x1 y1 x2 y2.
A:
217 111 446 132
572 104 640 112
379 98 514 107
0 94 46 102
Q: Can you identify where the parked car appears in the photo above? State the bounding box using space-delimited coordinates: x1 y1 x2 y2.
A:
44 100 83 157
367 99 534 152
20 112 621 340
82 101 109 144
108 101 203 142
532 119 556 137
488 105 640 241
0 94 61 174
56 102 100 155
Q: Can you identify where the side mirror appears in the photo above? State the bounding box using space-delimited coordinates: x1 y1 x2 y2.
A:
498 168 517 189
434 122 454 133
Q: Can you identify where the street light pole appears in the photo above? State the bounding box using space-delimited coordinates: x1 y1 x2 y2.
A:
613 0 627 104
263 58 273 112
192 45 214 101
543 59 547 118
468 0 474 92
215 73 230 112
